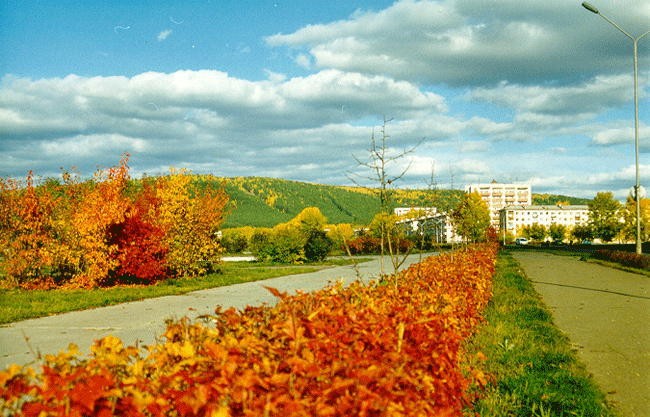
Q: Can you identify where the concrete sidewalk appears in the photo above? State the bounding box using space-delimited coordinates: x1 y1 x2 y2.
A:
0 253 431 371
511 251 650 417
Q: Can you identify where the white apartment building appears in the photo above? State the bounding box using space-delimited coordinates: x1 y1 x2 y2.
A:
393 207 437 217
393 207 462 243
465 181 532 230
499 204 590 238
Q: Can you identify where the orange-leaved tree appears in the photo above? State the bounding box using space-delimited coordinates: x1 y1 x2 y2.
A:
65 154 132 288
0 171 61 286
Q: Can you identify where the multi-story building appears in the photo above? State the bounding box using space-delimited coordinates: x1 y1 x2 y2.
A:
393 207 437 217
465 181 532 230
499 204 590 238
393 207 462 243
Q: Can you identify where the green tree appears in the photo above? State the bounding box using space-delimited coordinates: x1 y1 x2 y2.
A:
588 192 621 242
221 229 248 253
249 229 274 261
303 230 333 262
452 191 490 244
570 224 593 243
620 196 650 242
520 224 547 242
549 223 567 241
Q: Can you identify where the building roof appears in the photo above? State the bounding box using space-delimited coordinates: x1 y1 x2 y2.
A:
501 204 588 211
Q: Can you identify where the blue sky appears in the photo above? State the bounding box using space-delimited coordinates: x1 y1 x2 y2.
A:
1 0 648 200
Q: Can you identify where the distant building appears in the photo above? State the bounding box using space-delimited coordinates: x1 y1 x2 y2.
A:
499 204 590 238
465 181 532 231
394 207 462 243
393 207 437 217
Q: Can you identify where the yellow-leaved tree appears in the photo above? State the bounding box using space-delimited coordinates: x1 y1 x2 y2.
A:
154 168 229 276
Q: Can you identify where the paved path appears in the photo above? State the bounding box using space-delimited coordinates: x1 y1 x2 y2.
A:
511 251 650 417
0 254 431 371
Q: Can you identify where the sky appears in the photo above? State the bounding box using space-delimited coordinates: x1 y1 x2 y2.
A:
1 0 649 201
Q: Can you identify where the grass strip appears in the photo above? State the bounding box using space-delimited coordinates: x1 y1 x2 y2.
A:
466 251 616 417
0 263 332 326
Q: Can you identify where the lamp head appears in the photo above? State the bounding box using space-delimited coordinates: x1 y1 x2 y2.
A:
582 2 599 14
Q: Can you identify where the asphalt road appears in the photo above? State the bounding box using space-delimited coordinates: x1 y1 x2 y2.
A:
511 251 650 417
0 253 432 371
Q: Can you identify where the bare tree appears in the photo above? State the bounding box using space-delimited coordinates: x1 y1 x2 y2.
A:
346 116 424 285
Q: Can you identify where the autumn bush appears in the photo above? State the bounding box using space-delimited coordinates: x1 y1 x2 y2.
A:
220 229 250 254
249 208 334 263
592 249 650 271
0 244 497 416
0 154 229 289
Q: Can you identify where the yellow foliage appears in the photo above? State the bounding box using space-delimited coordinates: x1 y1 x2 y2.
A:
327 223 355 243
289 207 327 235
153 168 229 276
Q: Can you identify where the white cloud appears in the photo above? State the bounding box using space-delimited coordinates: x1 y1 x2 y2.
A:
236 42 251 54
41 134 150 157
267 0 650 86
469 74 643 115
0 70 450 181
590 124 650 149
157 30 172 41
458 140 490 153
296 53 311 69
2 0 649 199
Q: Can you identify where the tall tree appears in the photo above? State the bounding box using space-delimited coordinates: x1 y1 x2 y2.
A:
549 223 567 241
521 224 548 242
452 191 490 244
588 192 621 242
620 196 650 242
570 224 594 243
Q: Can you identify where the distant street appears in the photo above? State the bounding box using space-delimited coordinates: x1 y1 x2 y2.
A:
512 251 650 417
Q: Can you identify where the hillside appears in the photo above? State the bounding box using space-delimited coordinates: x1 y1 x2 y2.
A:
215 177 590 228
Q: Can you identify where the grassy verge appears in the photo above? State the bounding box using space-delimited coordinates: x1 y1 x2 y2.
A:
0 258 366 326
465 251 615 417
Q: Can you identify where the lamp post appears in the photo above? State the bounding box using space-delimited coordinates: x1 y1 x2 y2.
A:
582 2 649 254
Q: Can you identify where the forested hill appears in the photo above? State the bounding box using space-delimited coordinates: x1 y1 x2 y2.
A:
215 177 590 228
531 194 591 206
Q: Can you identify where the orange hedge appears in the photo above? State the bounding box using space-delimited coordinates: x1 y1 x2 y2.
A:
0 244 497 416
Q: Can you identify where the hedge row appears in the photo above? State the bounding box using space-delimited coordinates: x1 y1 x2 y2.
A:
592 249 650 271
1 244 497 416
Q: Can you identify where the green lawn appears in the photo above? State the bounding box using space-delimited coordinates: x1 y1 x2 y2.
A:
0 261 343 325
465 251 616 417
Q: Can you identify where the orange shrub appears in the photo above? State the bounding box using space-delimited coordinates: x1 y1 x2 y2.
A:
0 244 497 416
0 171 61 285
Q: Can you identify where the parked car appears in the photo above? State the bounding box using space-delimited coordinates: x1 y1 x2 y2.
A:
582 239 592 245
515 237 528 245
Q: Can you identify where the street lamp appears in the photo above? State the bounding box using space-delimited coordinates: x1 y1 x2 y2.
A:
582 2 649 254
